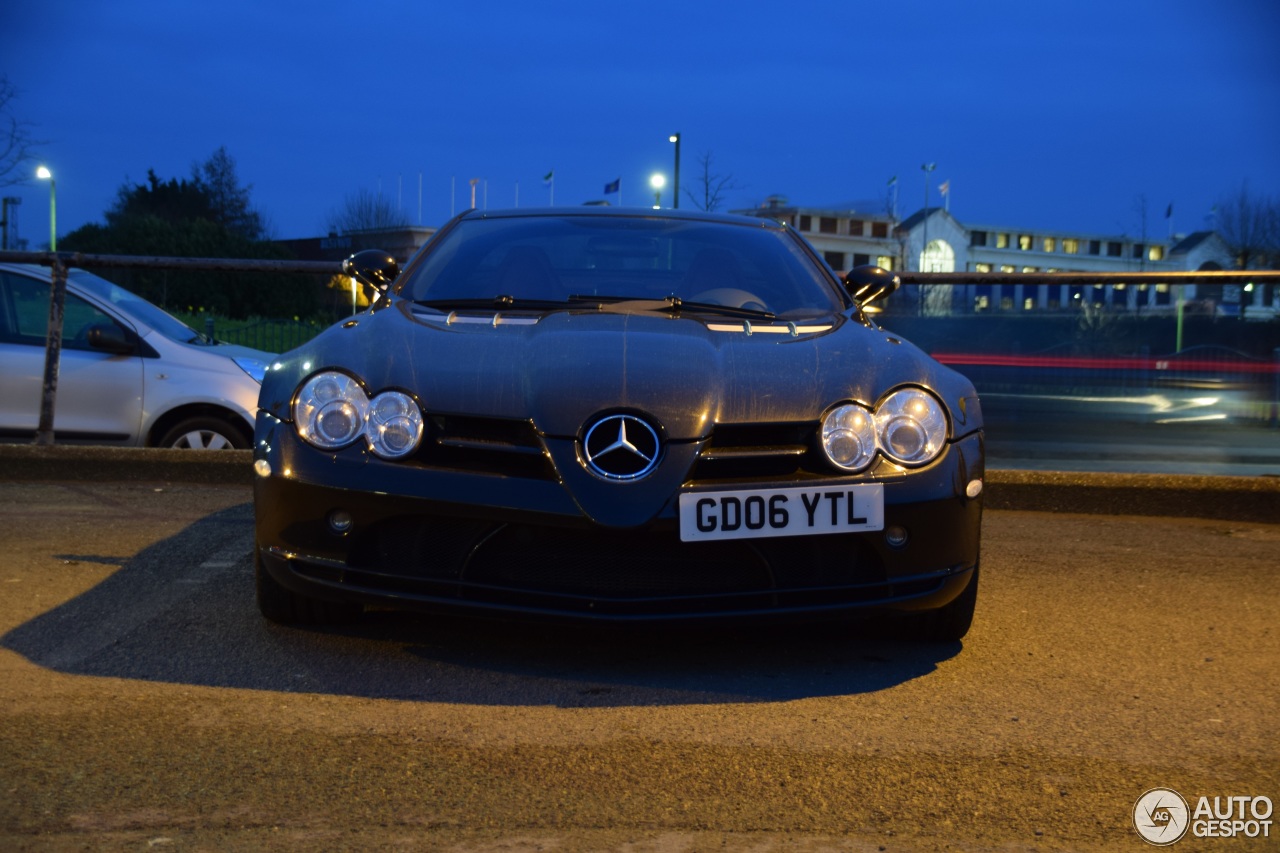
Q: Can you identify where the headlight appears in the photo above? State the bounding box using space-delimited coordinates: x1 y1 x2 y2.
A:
820 388 948 471
366 391 424 459
874 388 948 465
292 371 426 458
232 356 268 383
294 371 368 449
821 404 877 471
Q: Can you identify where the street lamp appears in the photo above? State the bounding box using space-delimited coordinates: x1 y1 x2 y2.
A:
650 173 666 209
669 133 681 209
36 166 56 252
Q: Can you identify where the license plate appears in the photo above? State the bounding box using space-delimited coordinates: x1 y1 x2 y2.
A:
678 484 884 542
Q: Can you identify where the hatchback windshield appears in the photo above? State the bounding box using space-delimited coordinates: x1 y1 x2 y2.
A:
70 270 208 344
397 214 847 318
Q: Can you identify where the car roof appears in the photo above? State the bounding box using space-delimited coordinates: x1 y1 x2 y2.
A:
453 206 790 231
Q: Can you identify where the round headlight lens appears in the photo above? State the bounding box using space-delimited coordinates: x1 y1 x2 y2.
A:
367 391 424 459
821 403 877 471
294 371 368 449
874 388 947 465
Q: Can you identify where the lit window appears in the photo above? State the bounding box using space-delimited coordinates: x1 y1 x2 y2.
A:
975 263 992 273
1000 265 1015 273
1148 245 1165 261
1022 266 1038 273
1042 237 1056 253
974 295 990 311
1018 234 1033 251
1155 283 1170 293
876 255 895 270
996 233 1010 249
1062 239 1079 254
1024 298 1035 310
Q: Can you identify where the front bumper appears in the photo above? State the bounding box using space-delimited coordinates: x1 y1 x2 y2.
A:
253 415 983 622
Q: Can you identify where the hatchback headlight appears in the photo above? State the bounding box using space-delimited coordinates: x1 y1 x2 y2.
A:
820 388 948 471
293 371 424 459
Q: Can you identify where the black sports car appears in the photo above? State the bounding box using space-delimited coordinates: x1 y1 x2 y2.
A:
253 208 984 640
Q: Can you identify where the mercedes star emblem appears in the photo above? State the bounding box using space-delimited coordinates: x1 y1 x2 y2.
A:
582 414 661 480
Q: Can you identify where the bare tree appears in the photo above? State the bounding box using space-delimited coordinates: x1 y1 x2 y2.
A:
326 188 410 234
1214 181 1279 269
682 151 742 212
0 74 43 187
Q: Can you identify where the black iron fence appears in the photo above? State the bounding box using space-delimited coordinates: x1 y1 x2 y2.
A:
201 316 332 354
3 250 1278 448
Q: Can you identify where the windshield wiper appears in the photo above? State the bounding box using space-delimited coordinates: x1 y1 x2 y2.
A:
415 295 575 311
570 294 776 320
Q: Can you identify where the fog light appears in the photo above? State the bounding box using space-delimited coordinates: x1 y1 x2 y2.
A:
327 509 354 535
253 459 272 478
966 478 984 499
885 525 909 548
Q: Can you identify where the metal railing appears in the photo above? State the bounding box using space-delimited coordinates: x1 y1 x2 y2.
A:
2 250 1277 447
1 251 341 446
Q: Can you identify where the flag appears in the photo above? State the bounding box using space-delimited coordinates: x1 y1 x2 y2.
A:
543 170 554 184
604 178 620 195
939 180 950 196
1165 203 1173 219
887 175 897 186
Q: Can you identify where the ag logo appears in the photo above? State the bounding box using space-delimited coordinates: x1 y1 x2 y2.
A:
1134 788 1190 846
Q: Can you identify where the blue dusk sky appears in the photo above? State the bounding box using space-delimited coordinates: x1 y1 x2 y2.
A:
2 0 1278 243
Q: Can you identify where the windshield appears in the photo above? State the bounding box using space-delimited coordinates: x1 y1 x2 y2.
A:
397 214 847 318
70 270 207 344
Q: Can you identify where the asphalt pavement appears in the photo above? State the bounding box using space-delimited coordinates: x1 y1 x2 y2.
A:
0 453 1277 850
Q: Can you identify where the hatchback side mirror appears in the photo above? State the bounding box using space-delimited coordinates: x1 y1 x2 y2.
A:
843 265 900 307
343 249 400 292
86 322 137 355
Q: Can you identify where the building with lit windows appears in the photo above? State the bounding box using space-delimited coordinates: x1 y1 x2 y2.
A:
735 199 1273 319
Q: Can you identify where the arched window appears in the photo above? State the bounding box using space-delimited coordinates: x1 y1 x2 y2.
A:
920 239 955 273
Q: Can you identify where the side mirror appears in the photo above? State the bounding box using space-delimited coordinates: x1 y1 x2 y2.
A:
843 265 900 307
343 249 400 292
86 323 136 355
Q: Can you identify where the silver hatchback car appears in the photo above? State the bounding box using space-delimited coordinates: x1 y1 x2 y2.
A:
0 263 270 449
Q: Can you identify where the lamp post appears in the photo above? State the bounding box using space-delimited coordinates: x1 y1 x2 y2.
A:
36 166 56 252
669 133 681 209
919 162 936 316
650 173 666 209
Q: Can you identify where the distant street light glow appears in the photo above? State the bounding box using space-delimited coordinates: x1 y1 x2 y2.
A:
650 173 666 209
36 166 56 252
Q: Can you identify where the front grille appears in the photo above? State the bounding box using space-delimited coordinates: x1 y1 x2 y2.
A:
690 421 830 482
337 515 892 616
410 414 556 480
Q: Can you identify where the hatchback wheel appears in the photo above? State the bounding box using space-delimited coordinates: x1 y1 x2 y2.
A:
158 416 249 450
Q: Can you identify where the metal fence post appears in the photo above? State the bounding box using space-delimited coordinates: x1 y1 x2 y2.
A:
1273 348 1280 428
34 257 69 446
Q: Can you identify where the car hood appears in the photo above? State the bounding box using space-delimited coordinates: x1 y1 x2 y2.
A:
259 301 981 439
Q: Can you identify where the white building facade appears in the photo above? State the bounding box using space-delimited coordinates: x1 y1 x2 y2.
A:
736 200 1273 318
